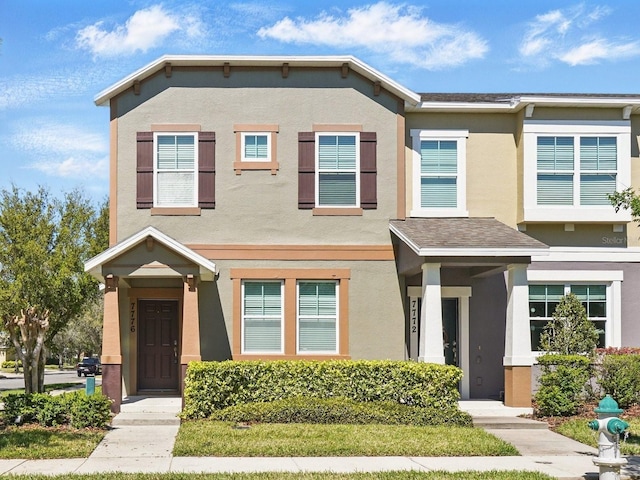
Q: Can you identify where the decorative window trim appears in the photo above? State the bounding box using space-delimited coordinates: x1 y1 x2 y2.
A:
409 129 469 218
523 120 631 222
153 132 198 208
233 124 279 175
527 269 623 354
241 280 284 354
315 131 361 209
230 268 350 360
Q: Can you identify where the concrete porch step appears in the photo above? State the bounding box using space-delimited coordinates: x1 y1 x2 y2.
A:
472 416 548 429
111 412 180 426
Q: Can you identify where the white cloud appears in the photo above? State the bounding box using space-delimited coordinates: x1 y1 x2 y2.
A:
75 5 205 57
519 4 640 67
257 2 488 70
11 123 109 180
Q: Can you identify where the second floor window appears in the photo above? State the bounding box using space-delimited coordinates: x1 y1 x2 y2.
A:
155 133 197 207
536 136 617 206
242 133 270 162
316 133 359 207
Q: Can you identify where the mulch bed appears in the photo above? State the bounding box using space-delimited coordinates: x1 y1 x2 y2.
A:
527 402 640 430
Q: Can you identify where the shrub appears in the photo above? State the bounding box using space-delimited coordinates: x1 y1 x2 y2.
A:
540 293 599 355
207 396 472 427
596 354 640 408
183 360 462 419
67 391 112 428
1 360 20 369
1 391 111 428
535 354 591 416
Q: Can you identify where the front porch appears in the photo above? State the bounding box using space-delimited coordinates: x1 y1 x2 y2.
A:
391 217 549 407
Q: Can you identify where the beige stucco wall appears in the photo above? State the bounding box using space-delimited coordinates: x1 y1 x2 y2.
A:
405 112 519 226
113 67 401 246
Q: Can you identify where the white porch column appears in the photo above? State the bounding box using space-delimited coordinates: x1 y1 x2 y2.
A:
504 263 534 407
418 263 445 364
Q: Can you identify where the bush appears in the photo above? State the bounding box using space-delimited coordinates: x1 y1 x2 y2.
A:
183 360 463 419
596 354 640 408
1 360 20 369
535 354 591 416
208 396 472 427
1 391 111 428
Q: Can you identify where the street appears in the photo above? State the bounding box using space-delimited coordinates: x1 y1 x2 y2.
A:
0 369 102 391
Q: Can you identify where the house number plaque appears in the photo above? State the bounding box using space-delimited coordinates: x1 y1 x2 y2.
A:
130 302 136 333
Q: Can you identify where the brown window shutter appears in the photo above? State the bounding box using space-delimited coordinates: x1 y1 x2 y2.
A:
136 132 153 209
298 132 315 209
360 132 377 209
198 132 216 209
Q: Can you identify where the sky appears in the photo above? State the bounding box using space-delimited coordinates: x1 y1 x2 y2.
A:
2 0 640 203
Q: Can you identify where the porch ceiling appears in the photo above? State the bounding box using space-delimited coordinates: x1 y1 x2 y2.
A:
390 218 549 257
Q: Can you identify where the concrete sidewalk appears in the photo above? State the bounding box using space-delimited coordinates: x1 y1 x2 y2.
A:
0 398 638 479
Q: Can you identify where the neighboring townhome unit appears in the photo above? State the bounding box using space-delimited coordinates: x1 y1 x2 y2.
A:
86 56 640 412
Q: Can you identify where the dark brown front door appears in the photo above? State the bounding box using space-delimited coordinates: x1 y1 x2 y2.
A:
138 300 179 391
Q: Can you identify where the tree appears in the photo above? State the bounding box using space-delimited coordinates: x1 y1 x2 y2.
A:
609 188 640 220
0 186 108 393
540 292 599 355
50 296 104 365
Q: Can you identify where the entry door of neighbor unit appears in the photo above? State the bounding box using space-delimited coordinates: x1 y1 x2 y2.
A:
138 300 179 391
442 298 459 367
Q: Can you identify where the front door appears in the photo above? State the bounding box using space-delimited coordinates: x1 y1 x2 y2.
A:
442 298 459 367
138 300 179 391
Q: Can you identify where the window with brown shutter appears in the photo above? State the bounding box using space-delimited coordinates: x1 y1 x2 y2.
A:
136 131 216 210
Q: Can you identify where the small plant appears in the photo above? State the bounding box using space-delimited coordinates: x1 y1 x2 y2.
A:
534 354 591 416
539 293 599 355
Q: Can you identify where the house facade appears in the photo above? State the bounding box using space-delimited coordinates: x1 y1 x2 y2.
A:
85 56 640 412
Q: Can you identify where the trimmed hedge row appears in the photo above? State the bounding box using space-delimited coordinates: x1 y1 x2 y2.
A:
208 396 472 426
534 354 591 416
183 360 462 419
2 391 112 428
597 353 640 408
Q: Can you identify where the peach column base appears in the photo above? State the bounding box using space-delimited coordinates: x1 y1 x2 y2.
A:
504 366 532 408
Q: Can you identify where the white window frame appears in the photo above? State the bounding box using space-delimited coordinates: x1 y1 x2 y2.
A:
527 269 623 356
241 132 271 162
241 280 284 354
410 129 468 217
315 132 360 208
296 280 339 354
153 132 198 208
523 121 631 222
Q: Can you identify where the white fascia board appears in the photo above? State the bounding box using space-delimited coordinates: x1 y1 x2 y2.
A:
84 226 217 281
417 247 549 257
528 269 624 282
531 246 640 263
411 102 515 112
95 55 421 106
516 96 640 108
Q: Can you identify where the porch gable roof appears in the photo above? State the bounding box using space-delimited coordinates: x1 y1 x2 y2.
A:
390 218 549 257
85 226 217 282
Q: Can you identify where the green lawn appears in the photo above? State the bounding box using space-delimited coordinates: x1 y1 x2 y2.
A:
0 472 556 480
0 425 105 459
555 417 640 455
174 421 519 457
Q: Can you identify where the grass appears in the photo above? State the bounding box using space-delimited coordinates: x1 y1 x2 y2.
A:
0 425 105 459
555 417 640 455
0 473 556 480
174 421 519 457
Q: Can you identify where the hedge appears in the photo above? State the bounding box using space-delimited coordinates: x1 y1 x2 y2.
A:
534 354 591 416
2 391 112 428
596 353 640 408
183 360 462 419
208 396 472 426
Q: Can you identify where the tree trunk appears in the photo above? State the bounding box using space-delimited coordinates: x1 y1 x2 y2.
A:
3 307 50 394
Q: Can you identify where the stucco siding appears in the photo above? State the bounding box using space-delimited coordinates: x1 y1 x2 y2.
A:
113 67 401 246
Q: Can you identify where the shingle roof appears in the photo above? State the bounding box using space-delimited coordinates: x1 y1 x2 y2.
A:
389 218 548 256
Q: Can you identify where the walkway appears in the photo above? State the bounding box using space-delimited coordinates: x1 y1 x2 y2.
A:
0 397 639 479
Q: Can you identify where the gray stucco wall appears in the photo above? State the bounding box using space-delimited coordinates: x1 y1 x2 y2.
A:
114 67 401 246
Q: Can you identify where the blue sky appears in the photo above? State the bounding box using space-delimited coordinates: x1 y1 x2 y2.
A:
2 0 640 203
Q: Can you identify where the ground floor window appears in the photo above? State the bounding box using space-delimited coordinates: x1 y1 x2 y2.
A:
242 281 283 353
529 283 607 350
231 268 350 359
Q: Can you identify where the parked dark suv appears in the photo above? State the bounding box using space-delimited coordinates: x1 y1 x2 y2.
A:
76 357 101 377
